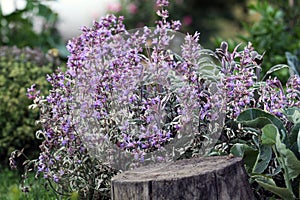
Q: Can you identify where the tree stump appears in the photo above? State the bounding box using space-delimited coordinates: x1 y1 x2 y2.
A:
111 156 254 200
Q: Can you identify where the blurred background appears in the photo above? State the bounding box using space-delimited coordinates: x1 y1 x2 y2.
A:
0 0 300 197
0 0 251 50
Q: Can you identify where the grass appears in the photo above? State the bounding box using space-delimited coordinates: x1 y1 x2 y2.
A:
0 167 69 200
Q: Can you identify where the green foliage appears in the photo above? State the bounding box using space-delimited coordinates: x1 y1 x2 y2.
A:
240 0 300 81
0 167 73 200
0 46 59 167
0 0 63 53
231 107 300 199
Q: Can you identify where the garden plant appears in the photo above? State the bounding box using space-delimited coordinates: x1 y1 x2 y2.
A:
214 41 300 199
0 46 59 168
240 0 300 80
9 0 300 199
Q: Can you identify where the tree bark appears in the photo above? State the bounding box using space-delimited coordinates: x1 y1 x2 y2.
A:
111 156 254 200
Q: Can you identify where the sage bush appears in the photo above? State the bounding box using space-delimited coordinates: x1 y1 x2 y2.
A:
9 0 300 199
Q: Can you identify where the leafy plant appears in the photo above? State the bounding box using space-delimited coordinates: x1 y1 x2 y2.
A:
240 0 300 82
209 40 300 199
9 0 226 198
9 0 300 199
0 46 59 167
0 167 60 200
231 107 300 199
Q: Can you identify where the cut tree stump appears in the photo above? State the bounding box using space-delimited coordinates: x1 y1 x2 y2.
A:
111 156 255 200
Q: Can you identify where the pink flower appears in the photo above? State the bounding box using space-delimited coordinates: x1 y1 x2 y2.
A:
107 2 122 13
183 15 193 26
127 3 138 14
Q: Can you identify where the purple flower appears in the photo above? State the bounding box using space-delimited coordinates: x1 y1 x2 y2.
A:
53 175 59 183
61 138 67 146
26 84 40 100
59 170 64 175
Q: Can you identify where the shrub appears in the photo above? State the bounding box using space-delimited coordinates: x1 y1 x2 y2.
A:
10 1 224 198
213 41 300 199
0 46 59 167
9 0 300 199
240 0 300 81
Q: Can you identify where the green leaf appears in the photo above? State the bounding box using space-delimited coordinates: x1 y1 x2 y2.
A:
239 117 273 129
237 108 286 137
38 4 53 17
230 143 258 172
230 143 246 157
276 133 300 179
70 191 79 200
230 143 253 157
297 129 300 153
261 124 278 145
262 64 294 80
254 175 295 200
252 144 272 174
283 107 300 124
286 123 300 156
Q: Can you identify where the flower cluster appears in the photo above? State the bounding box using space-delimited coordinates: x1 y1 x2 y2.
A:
68 2 222 167
286 75 300 107
10 0 225 197
216 41 300 121
10 0 300 198
216 42 259 118
214 42 300 200
26 84 40 100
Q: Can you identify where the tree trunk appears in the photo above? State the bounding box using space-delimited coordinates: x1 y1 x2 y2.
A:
111 156 254 200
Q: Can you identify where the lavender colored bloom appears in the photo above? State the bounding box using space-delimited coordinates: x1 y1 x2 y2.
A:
4 1 179 197
61 139 67 146
26 84 40 100
53 175 59 183
59 170 64 175
156 0 169 7
44 174 49 179
16 0 300 197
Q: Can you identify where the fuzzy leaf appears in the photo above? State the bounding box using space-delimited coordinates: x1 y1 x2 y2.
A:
261 124 277 145
239 117 273 129
287 123 300 152
230 143 253 157
262 64 294 80
252 144 272 174
286 52 300 76
298 129 300 154
197 50 221 82
237 108 286 134
283 107 300 124
276 133 300 179
254 175 295 200
230 143 258 172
